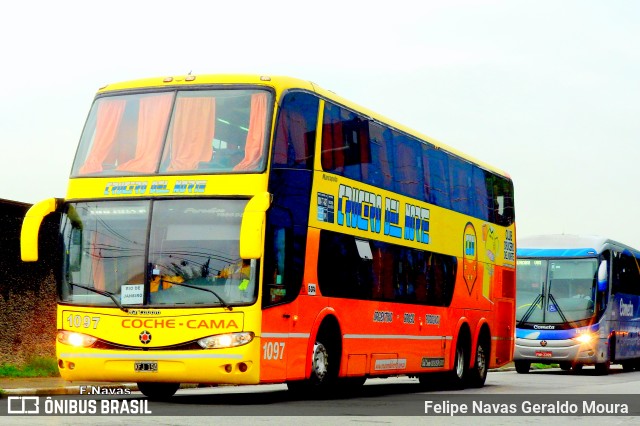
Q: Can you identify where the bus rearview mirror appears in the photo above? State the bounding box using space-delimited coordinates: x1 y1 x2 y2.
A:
20 198 61 262
597 260 608 292
239 192 271 259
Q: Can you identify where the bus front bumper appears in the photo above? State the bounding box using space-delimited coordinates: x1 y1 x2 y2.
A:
513 337 604 365
56 344 260 385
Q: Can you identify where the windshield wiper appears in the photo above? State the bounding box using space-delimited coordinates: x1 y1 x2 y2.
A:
69 282 129 313
518 293 542 326
159 278 233 311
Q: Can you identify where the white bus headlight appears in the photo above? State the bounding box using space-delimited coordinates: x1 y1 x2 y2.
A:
57 330 97 347
198 332 254 349
574 332 596 344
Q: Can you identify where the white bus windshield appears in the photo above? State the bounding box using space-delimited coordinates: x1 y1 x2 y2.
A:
516 258 598 324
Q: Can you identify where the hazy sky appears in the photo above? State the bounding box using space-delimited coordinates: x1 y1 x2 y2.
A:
2 1 639 248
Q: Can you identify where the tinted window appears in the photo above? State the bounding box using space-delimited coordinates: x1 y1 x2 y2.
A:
272 91 318 170
318 230 456 306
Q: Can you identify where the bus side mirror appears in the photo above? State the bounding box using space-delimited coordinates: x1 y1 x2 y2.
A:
597 260 608 292
239 192 271 259
68 227 83 272
21 198 61 262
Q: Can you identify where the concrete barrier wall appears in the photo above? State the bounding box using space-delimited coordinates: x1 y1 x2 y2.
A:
0 199 58 366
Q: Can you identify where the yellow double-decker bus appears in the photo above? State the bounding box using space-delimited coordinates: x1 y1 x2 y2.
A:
21 74 516 399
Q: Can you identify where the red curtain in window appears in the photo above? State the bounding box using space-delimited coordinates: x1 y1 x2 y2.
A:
273 109 307 166
273 112 289 166
321 121 344 171
116 93 173 173
79 99 126 175
166 96 216 171
233 93 268 171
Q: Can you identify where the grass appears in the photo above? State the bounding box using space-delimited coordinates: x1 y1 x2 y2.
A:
532 363 560 369
0 356 60 378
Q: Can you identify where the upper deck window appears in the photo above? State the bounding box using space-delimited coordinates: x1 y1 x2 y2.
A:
71 89 273 176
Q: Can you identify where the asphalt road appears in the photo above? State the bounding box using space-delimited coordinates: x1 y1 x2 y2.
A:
3 366 640 425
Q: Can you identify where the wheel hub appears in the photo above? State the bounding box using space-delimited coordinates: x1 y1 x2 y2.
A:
312 343 329 381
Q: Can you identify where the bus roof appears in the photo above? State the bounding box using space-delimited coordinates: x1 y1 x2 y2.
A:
95 73 511 179
517 234 640 258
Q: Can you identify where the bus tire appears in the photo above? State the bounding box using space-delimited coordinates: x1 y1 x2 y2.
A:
559 362 572 371
447 338 467 389
572 363 583 372
622 362 634 372
595 361 610 375
515 361 530 374
310 341 331 385
467 338 489 388
291 320 342 394
137 382 180 400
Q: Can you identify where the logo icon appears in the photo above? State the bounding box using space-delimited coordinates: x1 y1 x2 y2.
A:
540 340 548 347
7 396 40 414
462 222 478 294
139 330 152 344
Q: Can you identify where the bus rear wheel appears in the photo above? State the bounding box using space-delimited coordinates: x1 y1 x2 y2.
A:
559 362 572 371
467 339 488 388
595 361 610 375
622 362 635 372
137 382 180 400
515 361 530 374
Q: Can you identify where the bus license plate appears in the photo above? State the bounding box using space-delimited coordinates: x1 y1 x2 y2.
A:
134 361 158 372
535 351 552 358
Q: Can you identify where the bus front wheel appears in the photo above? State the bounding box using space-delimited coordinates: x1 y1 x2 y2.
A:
447 339 467 388
310 342 330 385
137 382 180 400
515 361 530 374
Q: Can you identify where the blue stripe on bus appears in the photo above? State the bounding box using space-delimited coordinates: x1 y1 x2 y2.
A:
516 323 600 340
517 248 597 257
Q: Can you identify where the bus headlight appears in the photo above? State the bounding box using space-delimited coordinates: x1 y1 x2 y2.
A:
198 332 254 349
574 333 596 344
57 330 97 347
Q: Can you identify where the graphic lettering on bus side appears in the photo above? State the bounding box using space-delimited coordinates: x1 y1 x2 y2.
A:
373 311 393 323
337 185 382 233
316 182 430 245
503 229 515 261
620 299 634 317
104 180 206 196
263 342 285 360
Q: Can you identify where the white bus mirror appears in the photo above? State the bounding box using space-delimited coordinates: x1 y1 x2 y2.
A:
597 260 608 292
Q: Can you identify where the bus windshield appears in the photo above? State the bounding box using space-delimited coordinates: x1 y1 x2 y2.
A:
516 258 597 325
60 199 257 307
71 88 272 176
